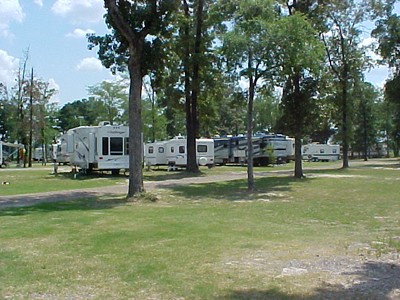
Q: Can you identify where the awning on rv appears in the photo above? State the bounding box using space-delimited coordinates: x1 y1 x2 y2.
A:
0 142 24 149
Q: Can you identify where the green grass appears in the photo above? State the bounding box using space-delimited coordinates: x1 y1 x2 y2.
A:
0 159 399 299
0 168 127 196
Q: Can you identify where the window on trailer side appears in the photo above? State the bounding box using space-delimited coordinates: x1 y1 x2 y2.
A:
110 137 123 155
197 145 208 153
102 137 109 155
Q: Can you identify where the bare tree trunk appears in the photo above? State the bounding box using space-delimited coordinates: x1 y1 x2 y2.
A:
341 77 350 168
362 101 368 161
247 65 255 192
294 135 303 178
127 48 144 198
290 73 304 179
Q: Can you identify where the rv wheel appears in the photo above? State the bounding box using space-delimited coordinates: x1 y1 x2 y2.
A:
111 169 120 176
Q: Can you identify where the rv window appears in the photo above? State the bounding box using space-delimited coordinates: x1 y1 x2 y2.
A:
102 137 109 155
110 137 123 155
197 145 208 153
148 146 154 154
333 149 337 153
171 147 174 153
125 138 129 155
158 147 164 153
320 149 325 153
179 146 185 154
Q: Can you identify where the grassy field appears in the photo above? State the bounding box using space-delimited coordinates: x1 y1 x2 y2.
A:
0 159 399 299
0 160 334 196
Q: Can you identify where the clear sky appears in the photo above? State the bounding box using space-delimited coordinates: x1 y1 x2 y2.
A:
0 0 113 106
0 0 397 107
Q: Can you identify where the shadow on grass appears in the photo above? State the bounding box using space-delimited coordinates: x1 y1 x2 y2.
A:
0 193 129 216
50 171 128 181
143 169 207 182
165 176 315 202
218 261 400 300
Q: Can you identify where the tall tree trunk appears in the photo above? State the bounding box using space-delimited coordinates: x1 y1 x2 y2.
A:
341 77 349 168
185 0 203 173
294 134 303 177
293 74 304 178
247 63 255 192
182 0 198 173
362 102 368 161
127 46 144 198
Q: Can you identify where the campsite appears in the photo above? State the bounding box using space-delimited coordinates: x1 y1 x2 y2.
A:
0 158 399 299
2 0 400 299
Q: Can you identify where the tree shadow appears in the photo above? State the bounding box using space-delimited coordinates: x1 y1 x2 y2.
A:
0 192 129 216
218 261 400 300
143 169 207 182
163 176 314 202
53 170 128 181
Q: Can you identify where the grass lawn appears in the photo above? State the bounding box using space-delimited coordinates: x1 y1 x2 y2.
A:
0 167 127 196
0 159 399 299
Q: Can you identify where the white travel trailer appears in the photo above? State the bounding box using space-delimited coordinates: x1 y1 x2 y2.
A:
144 141 168 167
56 133 72 165
165 137 214 168
67 123 129 174
302 143 340 162
145 136 214 168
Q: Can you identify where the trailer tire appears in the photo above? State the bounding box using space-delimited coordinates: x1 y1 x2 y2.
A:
111 169 120 176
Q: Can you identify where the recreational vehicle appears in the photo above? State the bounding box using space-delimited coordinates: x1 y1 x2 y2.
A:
213 137 232 165
56 133 72 165
144 136 214 168
144 141 168 167
33 146 51 162
214 136 262 165
0 141 24 167
257 134 295 165
302 143 340 162
165 137 214 168
67 123 129 174
214 134 294 166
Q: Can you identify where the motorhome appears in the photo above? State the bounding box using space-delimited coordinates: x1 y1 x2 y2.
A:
214 136 262 165
302 143 340 162
144 136 214 168
67 123 129 174
214 134 294 166
257 134 295 165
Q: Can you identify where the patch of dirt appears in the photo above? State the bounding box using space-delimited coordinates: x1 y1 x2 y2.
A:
219 246 400 299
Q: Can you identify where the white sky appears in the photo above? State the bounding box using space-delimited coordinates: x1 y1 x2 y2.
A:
0 0 398 106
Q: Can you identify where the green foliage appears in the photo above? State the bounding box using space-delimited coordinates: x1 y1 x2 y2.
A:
372 11 400 72
88 1 179 76
87 80 128 125
272 12 325 80
276 76 320 136
351 82 380 156
57 98 108 131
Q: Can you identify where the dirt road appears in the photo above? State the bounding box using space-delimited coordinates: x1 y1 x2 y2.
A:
1 158 398 209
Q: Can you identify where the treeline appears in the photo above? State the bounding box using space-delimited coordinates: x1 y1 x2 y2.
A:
0 0 399 192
